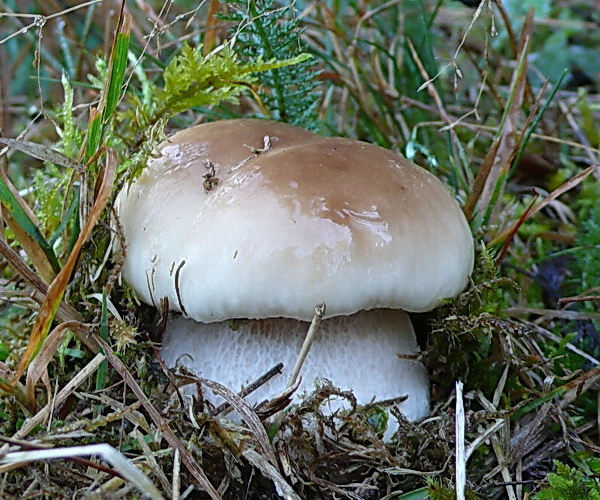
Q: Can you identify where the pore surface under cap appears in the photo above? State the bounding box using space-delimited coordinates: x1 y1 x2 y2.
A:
117 119 474 322
160 309 430 422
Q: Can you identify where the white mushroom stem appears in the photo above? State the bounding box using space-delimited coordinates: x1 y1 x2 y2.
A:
159 309 430 422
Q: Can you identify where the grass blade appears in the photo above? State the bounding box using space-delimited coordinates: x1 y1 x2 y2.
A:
0 172 60 278
102 14 131 130
0 138 83 171
85 10 131 161
0 443 165 500
95 291 110 391
10 149 117 394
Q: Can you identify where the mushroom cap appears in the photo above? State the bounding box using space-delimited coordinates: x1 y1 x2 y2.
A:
117 119 473 322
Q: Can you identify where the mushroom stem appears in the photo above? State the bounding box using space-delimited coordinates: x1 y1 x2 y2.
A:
160 309 430 422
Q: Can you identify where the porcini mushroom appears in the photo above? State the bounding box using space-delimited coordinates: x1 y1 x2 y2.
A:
116 118 473 424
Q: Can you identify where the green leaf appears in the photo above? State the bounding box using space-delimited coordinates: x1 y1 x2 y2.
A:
0 175 60 274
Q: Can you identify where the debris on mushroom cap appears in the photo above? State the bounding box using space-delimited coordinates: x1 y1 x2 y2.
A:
116 119 474 322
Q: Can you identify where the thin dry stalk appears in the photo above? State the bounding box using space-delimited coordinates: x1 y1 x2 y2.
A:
506 307 600 322
0 238 75 318
0 443 164 500
559 294 600 305
287 303 325 390
406 38 462 164
93 335 221 500
455 381 466 500
526 322 600 366
172 447 181 500
463 12 538 222
399 111 600 158
133 428 172 496
558 88 600 177
212 362 284 416
25 321 89 403
491 164 597 248
243 449 301 500
203 378 278 467
0 352 106 460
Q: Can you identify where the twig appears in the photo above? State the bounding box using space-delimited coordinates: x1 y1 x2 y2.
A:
393 108 600 157
558 295 600 305
490 165 597 247
212 362 284 416
406 38 462 164
465 418 505 461
172 448 181 500
525 322 599 366
455 381 466 500
506 307 600 322
287 303 325 389
558 100 600 176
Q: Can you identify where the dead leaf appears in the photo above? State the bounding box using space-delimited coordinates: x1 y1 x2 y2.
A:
26 321 89 405
0 137 84 172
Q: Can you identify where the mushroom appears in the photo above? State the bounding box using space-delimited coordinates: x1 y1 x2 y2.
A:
116 118 473 425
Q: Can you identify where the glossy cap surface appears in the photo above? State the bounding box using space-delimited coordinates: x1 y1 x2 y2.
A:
117 119 474 321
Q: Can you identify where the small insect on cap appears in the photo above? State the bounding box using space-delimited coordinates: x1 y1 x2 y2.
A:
116 119 474 322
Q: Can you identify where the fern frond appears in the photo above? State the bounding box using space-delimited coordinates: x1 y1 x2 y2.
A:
223 0 322 130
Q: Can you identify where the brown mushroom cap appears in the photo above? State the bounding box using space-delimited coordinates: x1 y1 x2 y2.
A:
117 119 473 322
